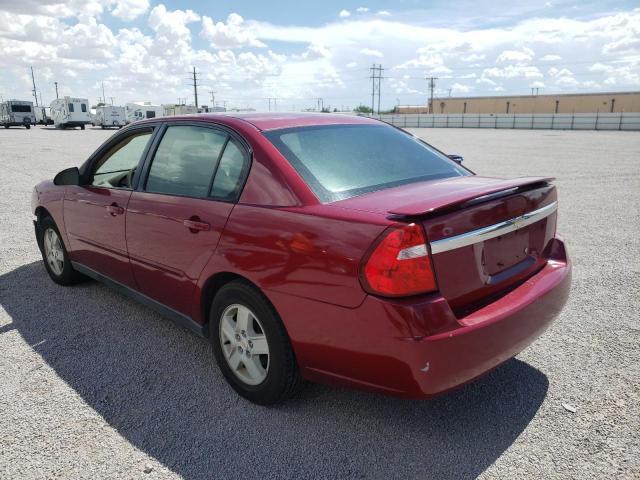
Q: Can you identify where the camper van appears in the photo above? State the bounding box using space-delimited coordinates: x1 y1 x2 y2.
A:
95 105 126 128
50 96 92 129
0 100 36 129
126 102 163 124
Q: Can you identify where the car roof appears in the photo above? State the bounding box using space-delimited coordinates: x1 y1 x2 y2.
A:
169 112 381 131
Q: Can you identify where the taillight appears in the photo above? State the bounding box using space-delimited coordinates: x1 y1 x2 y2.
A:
361 223 437 297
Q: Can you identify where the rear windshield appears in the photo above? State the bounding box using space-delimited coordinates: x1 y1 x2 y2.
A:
264 124 469 202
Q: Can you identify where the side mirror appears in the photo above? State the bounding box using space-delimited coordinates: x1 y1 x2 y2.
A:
53 167 80 186
447 154 464 164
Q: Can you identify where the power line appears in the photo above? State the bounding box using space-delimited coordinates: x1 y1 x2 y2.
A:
370 64 383 114
187 67 200 108
427 76 438 114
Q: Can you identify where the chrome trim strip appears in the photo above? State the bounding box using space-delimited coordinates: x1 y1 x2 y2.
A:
430 201 558 254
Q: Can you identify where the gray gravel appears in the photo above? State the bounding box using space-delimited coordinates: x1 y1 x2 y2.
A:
1 125 639 479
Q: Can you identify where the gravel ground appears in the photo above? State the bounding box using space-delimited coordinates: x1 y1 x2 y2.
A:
0 125 638 480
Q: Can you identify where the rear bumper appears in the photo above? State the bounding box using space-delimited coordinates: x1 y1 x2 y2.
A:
271 236 571 398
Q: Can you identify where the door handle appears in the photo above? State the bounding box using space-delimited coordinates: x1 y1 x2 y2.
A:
183 217 210 233
106 203 124 216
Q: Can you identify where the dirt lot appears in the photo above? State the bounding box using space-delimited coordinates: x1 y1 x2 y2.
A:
1 125 639 479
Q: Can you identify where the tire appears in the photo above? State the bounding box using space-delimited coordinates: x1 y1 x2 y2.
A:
210 280 304 405
38 216 84 286
25 124 31 129
81 124 85 130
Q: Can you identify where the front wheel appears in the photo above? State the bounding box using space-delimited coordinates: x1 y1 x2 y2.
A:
210 281 304 404
25 124 31 129
80 124 85 130
39 216 84 286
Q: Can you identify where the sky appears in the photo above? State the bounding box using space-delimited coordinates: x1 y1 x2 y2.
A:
0 0 639 111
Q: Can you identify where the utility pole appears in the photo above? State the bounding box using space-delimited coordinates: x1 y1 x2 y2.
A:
209 90 216 108
316 97 324 111
101 82 106 104
54 82 59 99
369 64 384 114
187 67 200 108
109 96 115 106
426 77 438 114
30 66 39 107
266 97 277 112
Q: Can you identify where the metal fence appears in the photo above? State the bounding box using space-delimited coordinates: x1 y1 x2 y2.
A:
367 112 640 131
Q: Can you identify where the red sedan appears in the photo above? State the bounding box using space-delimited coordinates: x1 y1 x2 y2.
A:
31 113 571 404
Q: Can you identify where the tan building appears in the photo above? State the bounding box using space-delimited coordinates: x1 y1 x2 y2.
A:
398 91 640 114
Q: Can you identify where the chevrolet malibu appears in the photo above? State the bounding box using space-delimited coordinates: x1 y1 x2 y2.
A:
31 113 571 404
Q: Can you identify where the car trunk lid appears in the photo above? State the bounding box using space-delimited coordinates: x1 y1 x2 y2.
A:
334 175 558 316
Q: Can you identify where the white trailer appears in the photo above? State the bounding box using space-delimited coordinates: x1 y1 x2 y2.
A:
0 100 36 129
95 105 126 129
50 96 92 129
162 104 198 116
126 102 163 124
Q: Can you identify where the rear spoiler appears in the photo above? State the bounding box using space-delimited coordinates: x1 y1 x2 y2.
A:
387 176 555 220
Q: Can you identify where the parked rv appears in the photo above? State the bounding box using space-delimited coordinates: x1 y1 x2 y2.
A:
35 106 53 125
162 104 198 116
95 105 126 129
0 100 36 129
126 102 163 124
50 97 92 129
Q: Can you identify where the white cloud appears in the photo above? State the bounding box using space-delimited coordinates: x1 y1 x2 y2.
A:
108 0 149 21
346 61 358 68
301 44 331 60
356 7 369 13
377 10 391 16
201 13 266 49
360 48 383 57
339 9 351 18
496 48 534 63
450 82 471 93
540 54 561 61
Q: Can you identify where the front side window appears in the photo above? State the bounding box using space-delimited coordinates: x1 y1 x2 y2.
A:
91 130 153 188
145 126 227 197
81 104 87 113
68 103 74 112
264 124 469 202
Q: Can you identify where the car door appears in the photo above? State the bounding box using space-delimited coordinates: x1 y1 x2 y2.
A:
64 127 155 287
126 123 250 316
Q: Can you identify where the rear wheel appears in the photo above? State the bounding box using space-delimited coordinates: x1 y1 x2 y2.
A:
80 124 85 130
210 281 304 404
25 124 31 129
39 216 84 286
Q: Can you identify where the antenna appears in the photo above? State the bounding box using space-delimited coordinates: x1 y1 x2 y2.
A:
30 67 39 107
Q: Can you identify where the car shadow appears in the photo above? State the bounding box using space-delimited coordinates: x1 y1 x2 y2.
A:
0 262 549 480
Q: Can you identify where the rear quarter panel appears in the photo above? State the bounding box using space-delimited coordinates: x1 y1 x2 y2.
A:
193 204 391 322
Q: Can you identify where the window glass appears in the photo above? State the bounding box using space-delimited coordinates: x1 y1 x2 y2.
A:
210 140 248 200
264 124 469 202
91 130 153 188
11 104 32 113
146 126 227 197
68 103 74 112
81 104 87 113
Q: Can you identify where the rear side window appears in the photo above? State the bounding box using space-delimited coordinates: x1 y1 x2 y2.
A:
68 103 74 112
264 124 469 202
210 139 249 200
145 126 227 197
81 104 87 112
